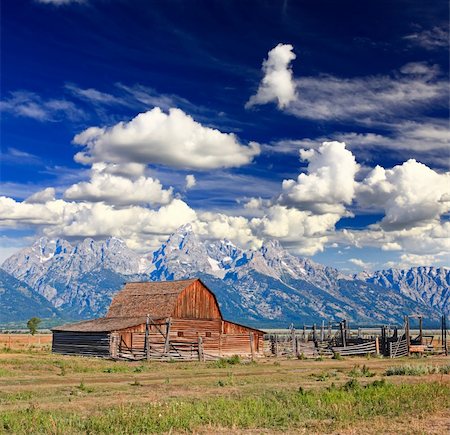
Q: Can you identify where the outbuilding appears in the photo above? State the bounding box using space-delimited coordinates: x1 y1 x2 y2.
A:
52 278 265 360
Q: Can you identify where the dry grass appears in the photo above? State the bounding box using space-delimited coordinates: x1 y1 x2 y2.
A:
0 333 52 352
0 334 449 434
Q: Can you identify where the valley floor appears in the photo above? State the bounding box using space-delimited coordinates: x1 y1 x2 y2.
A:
0 334 449 434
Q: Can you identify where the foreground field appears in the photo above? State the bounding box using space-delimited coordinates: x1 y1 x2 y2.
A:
0 335 449 434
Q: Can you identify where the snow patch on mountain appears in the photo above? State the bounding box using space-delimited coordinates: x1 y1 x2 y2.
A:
2 225 448 324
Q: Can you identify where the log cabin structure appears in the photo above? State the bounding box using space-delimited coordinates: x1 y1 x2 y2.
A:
52 278 265 360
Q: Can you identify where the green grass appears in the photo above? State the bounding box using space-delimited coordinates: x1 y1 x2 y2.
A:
349 364 375 378
385 364 450 376
208 354 242 368
1 381 448 433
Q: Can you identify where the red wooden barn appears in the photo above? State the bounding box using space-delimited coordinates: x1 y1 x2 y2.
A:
52 278 265 360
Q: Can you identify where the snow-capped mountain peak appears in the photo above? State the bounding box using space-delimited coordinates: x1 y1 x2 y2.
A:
1 225 448 324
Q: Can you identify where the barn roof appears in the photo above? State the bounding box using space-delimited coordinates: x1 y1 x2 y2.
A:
106 278 202 319
52 278 265 334
52 316 146 332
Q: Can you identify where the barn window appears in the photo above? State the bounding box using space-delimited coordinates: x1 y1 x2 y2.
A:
177 331 184 337
206 332 212 338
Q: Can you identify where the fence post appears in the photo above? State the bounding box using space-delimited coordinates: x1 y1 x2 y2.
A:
145 314 150 361
404 316 410 356
375 336 380 356
442 314 448 356
198 336 204 362
164 318 171 354
320 320 325 342
291 328 296 355
340 321 346 347
418 316 423 345
445 315 448 356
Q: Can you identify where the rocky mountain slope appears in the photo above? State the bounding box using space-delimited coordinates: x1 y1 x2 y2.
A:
359 267 449 314
0 269 61 324
2 225 448 326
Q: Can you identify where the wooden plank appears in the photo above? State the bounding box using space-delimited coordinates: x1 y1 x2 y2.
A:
164 318 171 354
172 280 222 320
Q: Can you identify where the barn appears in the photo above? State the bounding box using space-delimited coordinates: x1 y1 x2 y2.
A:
52 278 265 360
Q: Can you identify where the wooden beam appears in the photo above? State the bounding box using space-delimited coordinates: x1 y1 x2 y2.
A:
291 327 296 355
198 336 204 362
145 314 150 361
340 321 346 347
164 318 171 354
443 314 448 356
249 332 255 361
418 315 423 345
404 315 410 356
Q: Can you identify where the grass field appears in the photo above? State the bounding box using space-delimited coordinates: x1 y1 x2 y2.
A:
0 334 449 434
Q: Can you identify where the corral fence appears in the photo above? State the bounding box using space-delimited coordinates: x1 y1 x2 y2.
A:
264 314 448 359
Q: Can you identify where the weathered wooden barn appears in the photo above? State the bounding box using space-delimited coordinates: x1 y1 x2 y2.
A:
52 278 264 360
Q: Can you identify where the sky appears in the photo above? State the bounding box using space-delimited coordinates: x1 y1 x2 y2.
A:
0 0 449 272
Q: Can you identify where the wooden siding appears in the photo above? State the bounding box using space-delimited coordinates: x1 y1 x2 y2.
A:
51 279 265 360
172 281 222 320
52 331 110 357
223 320 263 334
115 318 264 358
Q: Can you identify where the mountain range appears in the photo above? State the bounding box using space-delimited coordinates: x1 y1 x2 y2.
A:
1 225 448 327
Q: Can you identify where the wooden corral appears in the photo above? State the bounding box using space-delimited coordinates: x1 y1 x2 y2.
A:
52 278 264 360
265 315 449 359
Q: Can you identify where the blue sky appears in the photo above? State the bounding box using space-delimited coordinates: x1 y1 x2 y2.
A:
0 0 449 271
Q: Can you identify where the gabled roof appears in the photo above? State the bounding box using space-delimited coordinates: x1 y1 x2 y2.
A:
106 278 200 319
52 316 146 332
52 278 265 334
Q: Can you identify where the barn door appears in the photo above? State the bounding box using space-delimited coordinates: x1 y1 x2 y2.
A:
119 332 133 352
110 333 120 358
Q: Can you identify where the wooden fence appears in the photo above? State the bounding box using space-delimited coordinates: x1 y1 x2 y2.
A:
114 332 216 361
388 338 408 358
331 339 378 357
266 334 318 358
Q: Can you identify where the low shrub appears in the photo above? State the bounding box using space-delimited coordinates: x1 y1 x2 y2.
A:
385 364 441 376
209 355 241 368
349 364 375 378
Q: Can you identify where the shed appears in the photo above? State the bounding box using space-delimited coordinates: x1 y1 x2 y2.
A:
52 278 265 360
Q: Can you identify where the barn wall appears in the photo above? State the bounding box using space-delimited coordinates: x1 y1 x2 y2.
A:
172 281 222 320
223 320 264 353
52 331 111 357
115 318 264 358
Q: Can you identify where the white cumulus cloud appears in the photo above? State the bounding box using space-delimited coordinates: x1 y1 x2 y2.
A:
357 159 450 229
349 258 372 270
280 141 359 214
64 164 173 206
246 43 297 109
185 174 197 190
73 107 260 170
25 188 56 204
